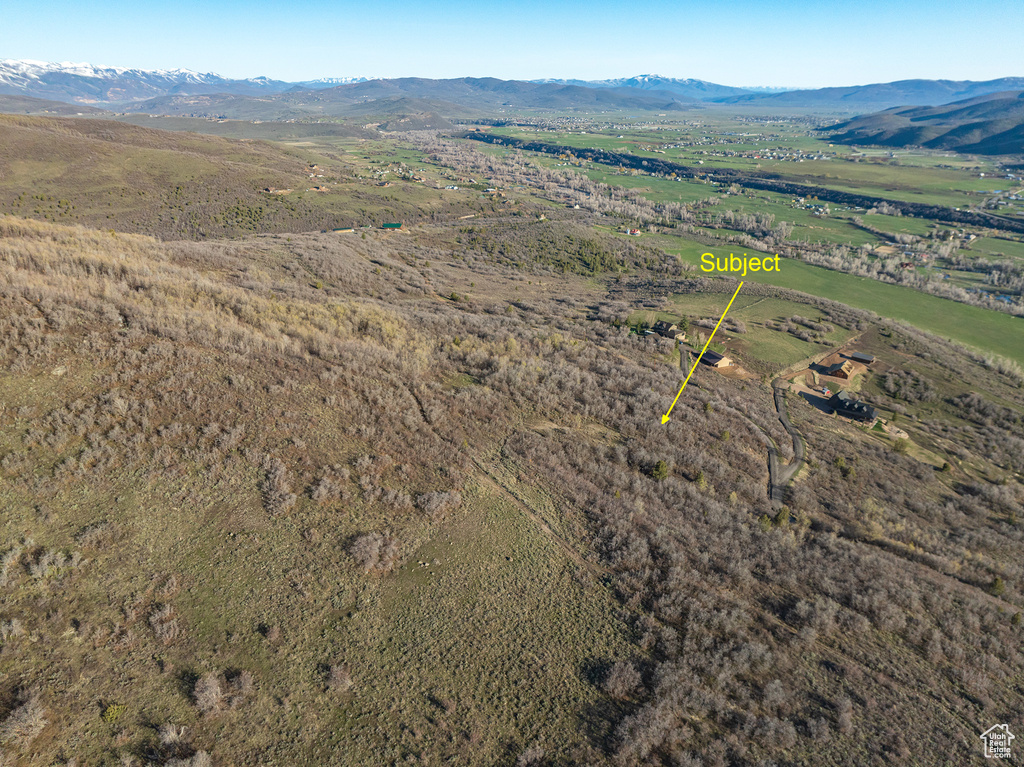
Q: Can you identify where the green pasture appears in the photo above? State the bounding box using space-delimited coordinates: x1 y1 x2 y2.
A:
861 213 937 236
968 236 1024 262
632 294 857 371
635 234 1024 366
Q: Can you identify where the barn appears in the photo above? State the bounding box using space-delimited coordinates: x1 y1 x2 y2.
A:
824 360 855 379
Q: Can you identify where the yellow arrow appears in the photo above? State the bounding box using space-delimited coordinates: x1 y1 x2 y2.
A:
661 280 744 424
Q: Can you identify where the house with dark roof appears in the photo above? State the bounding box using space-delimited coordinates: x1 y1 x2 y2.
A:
652 320 680 339
828 390 876 422
850 352 874 364
700 350 732 368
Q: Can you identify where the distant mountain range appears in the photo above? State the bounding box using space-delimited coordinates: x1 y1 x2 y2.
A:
0 59 370 103
530 75 761 101
2 59 1024 122
825 91 1024 155
719 78 1024 110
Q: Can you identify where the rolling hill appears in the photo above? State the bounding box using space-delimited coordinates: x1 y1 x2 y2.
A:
0 114 447 238
0 93 109 116
718 77 1024 110
824 90 1024 154
119 77 692 119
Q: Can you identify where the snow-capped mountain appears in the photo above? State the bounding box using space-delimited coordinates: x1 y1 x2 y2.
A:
531 74 759 101
299 77 372 88
0 59 344 103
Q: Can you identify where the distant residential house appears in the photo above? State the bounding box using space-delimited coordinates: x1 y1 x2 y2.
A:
652 320 679 338
628 228 641 236
700 350 732 368
828 391 876 421
824 360 855 379
850 352 874 364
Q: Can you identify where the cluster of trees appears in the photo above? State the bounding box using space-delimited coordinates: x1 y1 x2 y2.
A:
422 134 1024 317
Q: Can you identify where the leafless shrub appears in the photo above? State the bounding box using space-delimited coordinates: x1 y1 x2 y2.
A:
75 521 115 550
158 722 187 746
327 664 353 692
382 488 413 511
415 491 462 520
225 670 254 707
216 425 245 452
808 717 831 742
603 660 641 699
349 532 400 572
1 618 25 640
762 679 786 713
836 697 854 734
262 457 297 515
27 548 82 579
516 744 546 766
0 542 28 587
311 476 342 503
756 717 797 750
0 690 47 746
193 672 224 715
166 752 211 767
149 604 181 644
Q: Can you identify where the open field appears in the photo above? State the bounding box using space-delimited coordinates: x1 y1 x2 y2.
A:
606 231 1024 365
968 235 1024 261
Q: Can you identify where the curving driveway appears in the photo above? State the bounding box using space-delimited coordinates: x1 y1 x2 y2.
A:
770 379 806 503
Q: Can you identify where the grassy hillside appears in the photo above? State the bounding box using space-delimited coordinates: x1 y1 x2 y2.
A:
0 115 503 238
0 214 1022 765
654 237 1024 366
827 91 1024 154
0 94 108 116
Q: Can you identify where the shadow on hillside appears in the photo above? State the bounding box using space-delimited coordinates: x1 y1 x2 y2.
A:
799 391 834 413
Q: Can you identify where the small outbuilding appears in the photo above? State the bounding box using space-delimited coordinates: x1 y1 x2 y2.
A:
700 350 732 368
824 360 855 379
850 352 874 364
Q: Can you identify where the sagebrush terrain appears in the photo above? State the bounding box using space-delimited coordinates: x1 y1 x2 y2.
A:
0 111 1022 766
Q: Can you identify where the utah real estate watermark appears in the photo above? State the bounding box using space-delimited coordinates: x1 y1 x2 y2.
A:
980 724 1014 759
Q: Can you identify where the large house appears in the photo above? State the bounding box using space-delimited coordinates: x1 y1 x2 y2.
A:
828 391 876 422
652 320 682 339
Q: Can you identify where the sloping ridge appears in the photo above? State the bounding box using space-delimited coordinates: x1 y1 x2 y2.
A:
718 77 1024 110
120 77 692 119
825 90 1024 154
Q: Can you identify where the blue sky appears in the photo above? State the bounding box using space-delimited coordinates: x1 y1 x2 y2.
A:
5 0 1023 87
